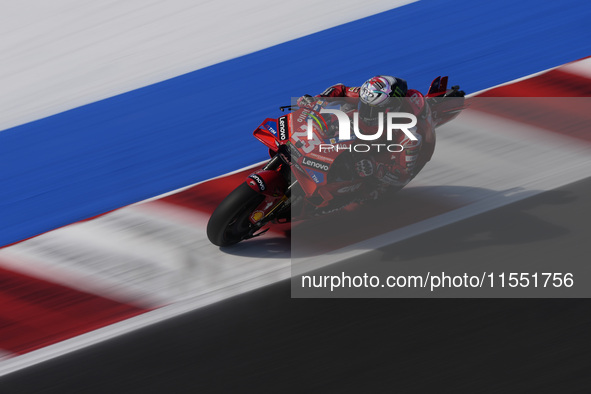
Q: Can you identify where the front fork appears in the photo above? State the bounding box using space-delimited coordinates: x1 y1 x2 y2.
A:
243 147 297 238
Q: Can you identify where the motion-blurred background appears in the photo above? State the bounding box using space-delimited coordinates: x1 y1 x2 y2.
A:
0 0 590 391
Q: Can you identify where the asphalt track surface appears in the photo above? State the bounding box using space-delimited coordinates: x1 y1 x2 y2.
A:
2 178 590 392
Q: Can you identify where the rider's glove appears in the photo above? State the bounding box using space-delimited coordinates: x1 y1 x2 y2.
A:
297 94 316 109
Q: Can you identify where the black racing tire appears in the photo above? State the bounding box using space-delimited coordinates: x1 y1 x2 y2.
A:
207 183 265 247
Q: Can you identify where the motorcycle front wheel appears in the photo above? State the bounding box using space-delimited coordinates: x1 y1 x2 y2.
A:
207 183 265 247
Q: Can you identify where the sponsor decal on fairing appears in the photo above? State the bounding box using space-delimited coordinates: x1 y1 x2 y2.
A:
248 174 266 191
305 168 325 184
301 157 330 172
277 116 289 141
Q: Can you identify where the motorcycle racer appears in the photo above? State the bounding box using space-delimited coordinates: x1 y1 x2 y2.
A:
207 74 464 246
297 75 429 196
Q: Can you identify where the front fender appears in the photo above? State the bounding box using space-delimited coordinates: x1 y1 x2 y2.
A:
246 170 287 197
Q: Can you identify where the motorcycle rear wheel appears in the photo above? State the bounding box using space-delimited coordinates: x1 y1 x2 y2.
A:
207 183 265 247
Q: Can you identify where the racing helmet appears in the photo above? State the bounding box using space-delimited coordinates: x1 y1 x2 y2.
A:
359 76 406 127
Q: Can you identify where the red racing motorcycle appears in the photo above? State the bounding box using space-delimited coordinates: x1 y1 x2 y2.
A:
207 76 464 246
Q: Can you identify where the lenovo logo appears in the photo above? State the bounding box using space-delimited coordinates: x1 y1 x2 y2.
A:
302 157 330 171
249 174 266 191
278 116 288 141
